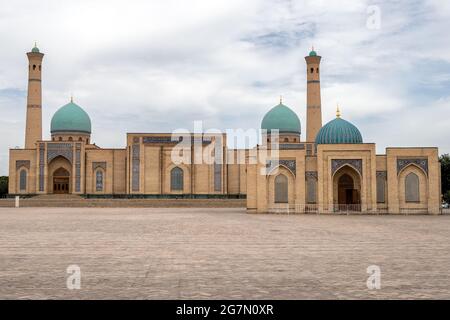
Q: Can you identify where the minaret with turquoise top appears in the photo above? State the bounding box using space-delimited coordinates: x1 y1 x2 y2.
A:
25 43 44 148
305 47 322 142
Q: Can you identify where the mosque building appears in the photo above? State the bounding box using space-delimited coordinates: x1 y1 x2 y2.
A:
8 45 441 214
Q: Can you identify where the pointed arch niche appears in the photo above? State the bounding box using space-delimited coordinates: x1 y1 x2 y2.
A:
267 165 295 210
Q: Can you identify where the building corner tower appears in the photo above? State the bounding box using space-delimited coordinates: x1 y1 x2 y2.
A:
305 48 322 142
25 43 44 149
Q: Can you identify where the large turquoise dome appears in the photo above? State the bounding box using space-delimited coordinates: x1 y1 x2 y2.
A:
261 103 301 134
50 101 92 134
315 116 362 144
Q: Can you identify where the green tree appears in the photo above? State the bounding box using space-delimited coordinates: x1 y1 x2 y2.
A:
440 154 450 203
0 176 8 196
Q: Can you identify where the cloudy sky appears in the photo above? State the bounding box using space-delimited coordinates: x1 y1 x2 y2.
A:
1 0 450 175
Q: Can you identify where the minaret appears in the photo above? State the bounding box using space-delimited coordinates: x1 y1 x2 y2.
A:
25 43 44 149
305 47 322 142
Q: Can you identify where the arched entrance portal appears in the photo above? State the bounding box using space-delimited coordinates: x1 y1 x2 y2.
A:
53 168 70 194
333 166 361 211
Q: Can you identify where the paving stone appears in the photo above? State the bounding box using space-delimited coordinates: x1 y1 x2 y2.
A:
0 207 449 299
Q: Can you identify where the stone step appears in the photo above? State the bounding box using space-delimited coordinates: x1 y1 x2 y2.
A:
32 194 83 200
0 198 246 208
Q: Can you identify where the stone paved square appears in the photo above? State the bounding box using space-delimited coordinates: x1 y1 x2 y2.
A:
0 207 449 299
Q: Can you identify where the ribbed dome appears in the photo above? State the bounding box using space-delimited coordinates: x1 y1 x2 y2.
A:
315 117 362 144
261 103 301 134
50 101 92 134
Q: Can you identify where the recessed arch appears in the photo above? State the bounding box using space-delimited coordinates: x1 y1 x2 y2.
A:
48 156 72 194
274 174 288 203
267 165 295 210
398 164 428 211
332 163 362 180
398 163 428 178
333 165 361 211
170 167 184 191
267 164 295 178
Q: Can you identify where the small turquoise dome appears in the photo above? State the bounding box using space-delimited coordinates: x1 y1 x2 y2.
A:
315 116 362 144
309 50 317 56
31 43 40 53
261 103 301 134
51 101 92 134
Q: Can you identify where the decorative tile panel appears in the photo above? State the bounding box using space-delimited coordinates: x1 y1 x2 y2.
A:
376 171 387 179
331 159 362 176
376 171 387 203
143 136 179 144
132 144 140 191
142 136 212 144
306 175 317 204
16 160 30 170
266 159 296 176
214 141 223 192
305 171 318 180
397 158 428 175
39 143 45 191
47 143 73 164
75 143 81 192
279 143 305 150
92 162 107 171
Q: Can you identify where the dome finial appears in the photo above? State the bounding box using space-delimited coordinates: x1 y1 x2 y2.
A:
336 104 341 118
31 41 40 53
70 93 73 103
279 95 283 104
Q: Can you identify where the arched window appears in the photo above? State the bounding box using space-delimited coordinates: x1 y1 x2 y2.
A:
274 174 288 203
19 170 27 191
96 170 103 191
405 172 420 202
171 167 183 191
68 137 73 141
310 67 314 74
39 65 41 71
316 67 319 73
33 65 36 70
58 137 62 141
284 138 289 142
78 137 83 141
